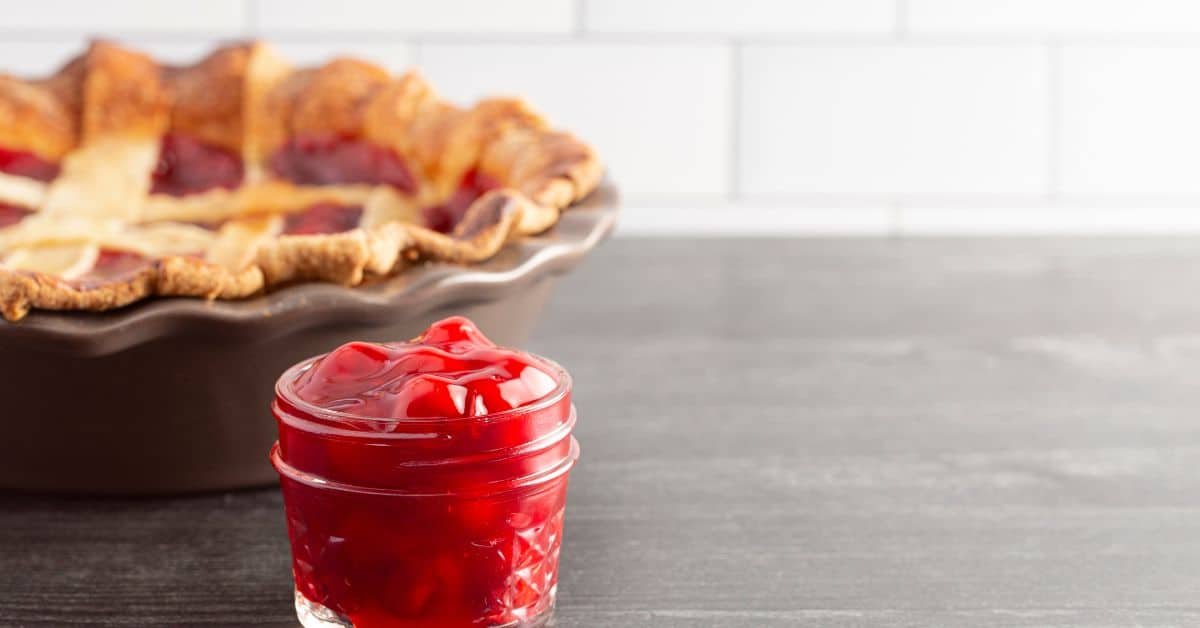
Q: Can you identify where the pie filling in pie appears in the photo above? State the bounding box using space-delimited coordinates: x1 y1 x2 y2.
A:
282 203 363 236
81 249 156 287
269 134 417 193
0 147 60 182
424 169 501 234
0 204 31 229
0 41 602 321
151 133 244 196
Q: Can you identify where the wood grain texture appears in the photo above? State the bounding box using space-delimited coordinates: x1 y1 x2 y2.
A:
5 238 1200 627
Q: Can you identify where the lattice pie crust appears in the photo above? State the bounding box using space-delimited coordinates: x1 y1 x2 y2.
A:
0 41 601 321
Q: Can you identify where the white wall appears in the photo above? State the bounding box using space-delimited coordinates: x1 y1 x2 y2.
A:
5 0 1200 235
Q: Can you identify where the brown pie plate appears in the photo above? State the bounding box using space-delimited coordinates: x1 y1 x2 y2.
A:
0 181 617 495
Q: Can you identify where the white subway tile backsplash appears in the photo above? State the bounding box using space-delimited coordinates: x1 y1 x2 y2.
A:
0 39 415 76
1060 46 1200 198
618 206 893 236
909 0 1200 35
256 0 574 34
4 0 1200 233
0 41 91 76
420 43 732 202
740 45 1049 199
584 0 894 35
0 0 244 33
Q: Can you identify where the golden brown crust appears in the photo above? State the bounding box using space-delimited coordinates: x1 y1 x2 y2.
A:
0 41 603 321
142 180 377 223
37 53 86 125
156 255 264 299
292 58 390 137
0 265 156 321
362 71 454 192
242 43 292 177
77 41 169 140
164 44 253 154
0 75 77 160
261 58 390 158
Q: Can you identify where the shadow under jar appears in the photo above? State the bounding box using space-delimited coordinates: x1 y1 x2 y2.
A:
271 335 578 628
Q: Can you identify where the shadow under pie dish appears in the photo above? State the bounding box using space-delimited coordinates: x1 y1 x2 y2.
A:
0 41 614 495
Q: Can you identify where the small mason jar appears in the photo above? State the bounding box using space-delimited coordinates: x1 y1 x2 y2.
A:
271 354 578 628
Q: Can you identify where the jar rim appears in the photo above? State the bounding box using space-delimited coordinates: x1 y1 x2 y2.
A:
269 438 579 498
274 350 573 426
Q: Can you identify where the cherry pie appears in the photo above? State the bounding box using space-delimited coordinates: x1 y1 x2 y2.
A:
0 41 601 321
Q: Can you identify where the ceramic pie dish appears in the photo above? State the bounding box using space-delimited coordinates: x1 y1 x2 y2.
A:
0 41 614 495
0 180 616 495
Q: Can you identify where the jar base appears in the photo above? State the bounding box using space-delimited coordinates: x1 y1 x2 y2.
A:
295 588 557 628
295 590 352 628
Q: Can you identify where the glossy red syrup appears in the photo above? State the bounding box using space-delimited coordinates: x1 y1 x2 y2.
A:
0 203 32 228
0 147 60 182
67 249 154 288
270 134 417 194
91 249 150 279
151 134 244 196
272 317 577 628
423 170 501 234
283 203 364 235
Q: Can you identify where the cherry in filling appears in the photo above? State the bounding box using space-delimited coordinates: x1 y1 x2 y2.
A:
0 147 60 182
422 169 501 234
293 316 558 419
275 317 574 627
270 134 417 194
282 203 364 236
0 203 32 229
151 134 244 196
72 249 153 287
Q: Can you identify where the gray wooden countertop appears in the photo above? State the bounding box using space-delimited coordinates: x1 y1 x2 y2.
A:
5 238 1200 627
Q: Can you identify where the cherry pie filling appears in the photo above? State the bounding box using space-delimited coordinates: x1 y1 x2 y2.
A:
282 203 364 236
73 249 154 287
0 146 60 182
270 134 418 194
423 169 501 234
0 203 31 229
273 317 577 627
151 134 244 196
271 136 504 235
0 140 510 280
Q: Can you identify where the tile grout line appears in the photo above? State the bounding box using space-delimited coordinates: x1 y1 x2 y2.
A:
574 0 587 36
891 0 907 234
411 39 424 67
1046 40 1062 202
243 0 259 36
728 42 743 203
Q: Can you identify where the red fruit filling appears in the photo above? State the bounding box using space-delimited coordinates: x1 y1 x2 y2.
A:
70 249 154 288
422 169 501 234
0 147 60 182
269 134 417 194
282 203 364 235
91 249 150 277
293 316 558 419
0 203 32 229
274 317 575 627
151 133 244 196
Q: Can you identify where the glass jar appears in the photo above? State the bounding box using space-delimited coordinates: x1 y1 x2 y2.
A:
271 354 578 628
